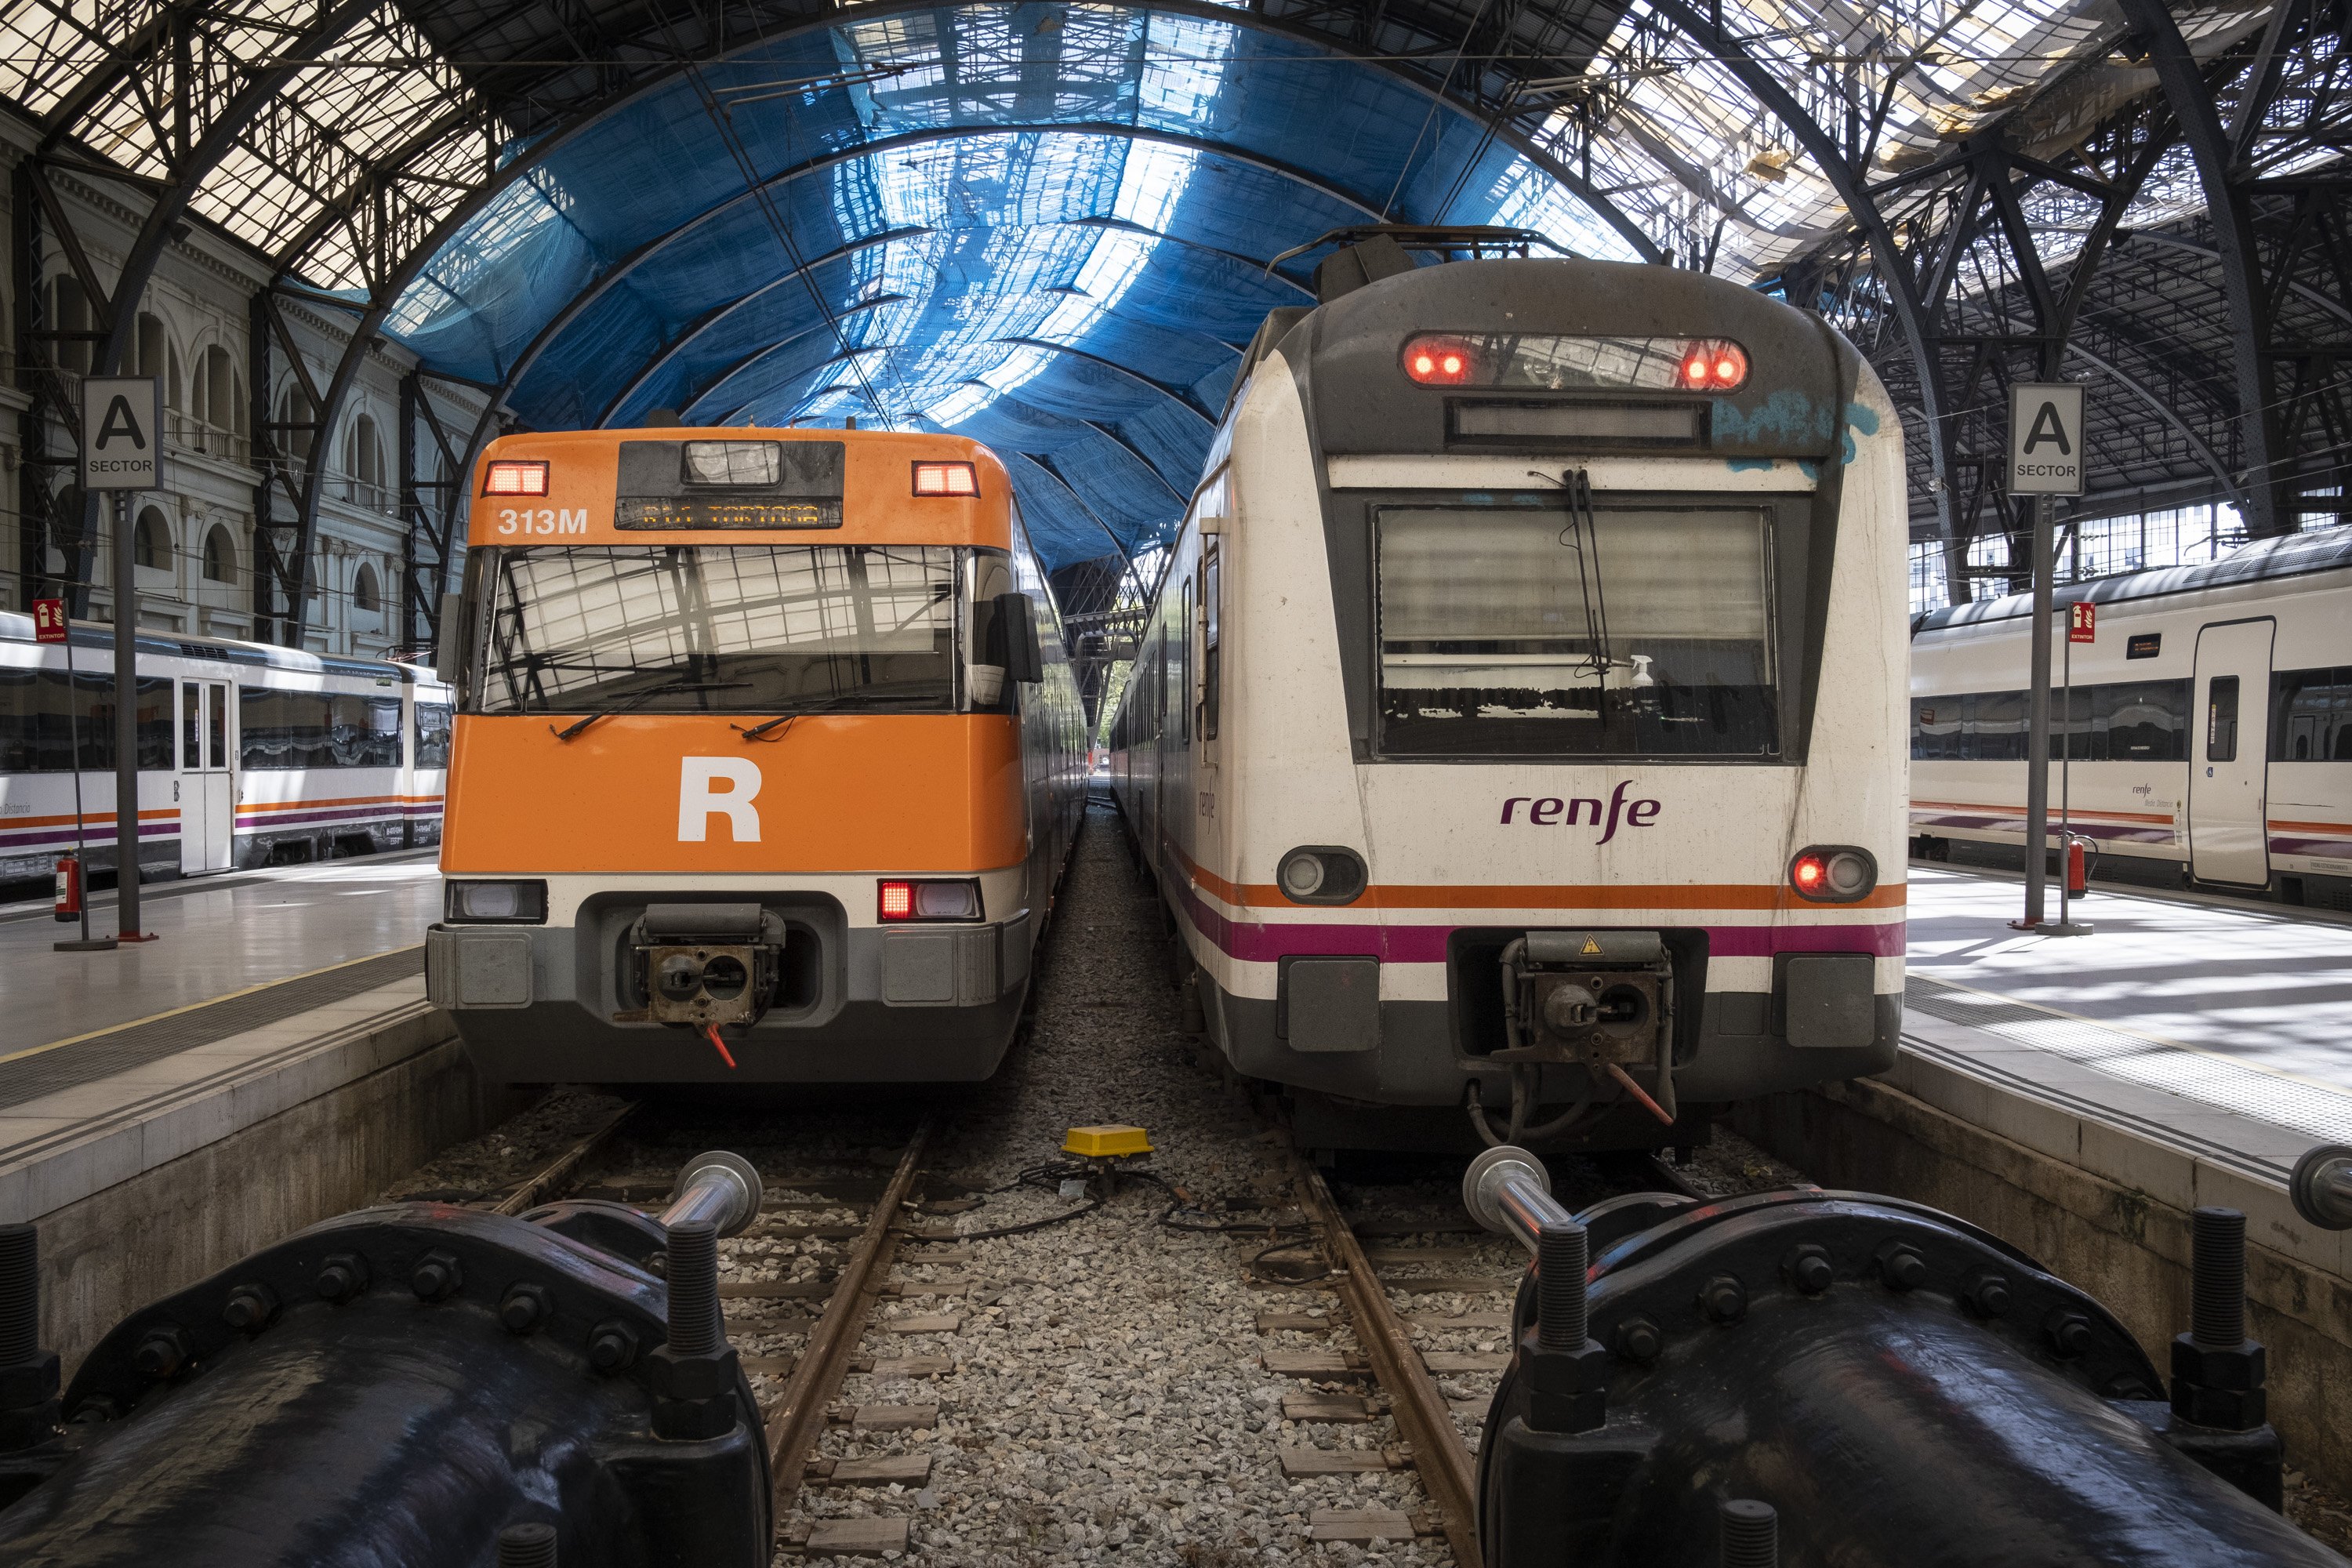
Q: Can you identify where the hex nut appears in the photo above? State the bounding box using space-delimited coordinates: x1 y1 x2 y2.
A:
1879 1243 1927 1291
1784 1245 1832 1295
2045 1309 2093 1357
1613 1316 1663 1363
221 1283 279 1334
316 1254 370 1304
132 1327 191 1380
500 1283 551 1335
588 1319 640 1374
1700 1274 1747 1324
1962 1271 2013 1319
411 1250 463 1303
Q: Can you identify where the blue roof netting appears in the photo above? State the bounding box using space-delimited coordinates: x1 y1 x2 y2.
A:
374 2 1645 569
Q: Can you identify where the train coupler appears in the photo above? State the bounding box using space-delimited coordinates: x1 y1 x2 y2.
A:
630 903 786 1029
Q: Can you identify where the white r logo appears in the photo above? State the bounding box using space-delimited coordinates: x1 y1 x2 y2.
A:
678 757 762 842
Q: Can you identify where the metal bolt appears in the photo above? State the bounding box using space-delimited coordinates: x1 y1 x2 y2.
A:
587 1320 639 1374
2045 1309 2092 1357
1784 1245 1831 1295
1700 1275 1747 1324
497 1521 557 1568
2190 1207 2246 1348
665 1221 722 1356
1613 1316 1662 1363
500 1284 550 1335
0 1225 37 1367
1537 1221 1589 1351
221 1283 278 1334
411 1250 462 1303
1963 1272 2013 1319
1881 1245 1926 1291
132 1327 189 1380
1719 1498 1778 1568
316 1254 369 1303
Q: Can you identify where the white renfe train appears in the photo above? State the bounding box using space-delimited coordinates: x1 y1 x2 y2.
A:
0 611 452 887
1107 245 1912 1152
1910 524 2352 909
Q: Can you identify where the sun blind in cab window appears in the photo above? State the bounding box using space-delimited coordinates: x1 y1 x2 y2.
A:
613 440 846 530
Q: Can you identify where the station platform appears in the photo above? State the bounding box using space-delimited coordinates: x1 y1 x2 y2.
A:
0 853 485 1367
1903 865 2352 1193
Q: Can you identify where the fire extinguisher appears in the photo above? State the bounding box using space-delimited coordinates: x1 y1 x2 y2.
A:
2066 835 2092 898
54 854 82 923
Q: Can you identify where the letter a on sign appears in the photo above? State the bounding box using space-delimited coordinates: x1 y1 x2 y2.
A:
81 377 163 490
2007 383 2085 495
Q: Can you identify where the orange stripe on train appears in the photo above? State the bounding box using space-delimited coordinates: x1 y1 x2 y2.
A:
441 713 1027 875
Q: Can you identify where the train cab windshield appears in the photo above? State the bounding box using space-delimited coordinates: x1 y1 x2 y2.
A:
466 542 963 716
1375 503 1779 757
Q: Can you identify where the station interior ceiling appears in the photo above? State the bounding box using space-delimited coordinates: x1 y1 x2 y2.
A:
3 0 2347 653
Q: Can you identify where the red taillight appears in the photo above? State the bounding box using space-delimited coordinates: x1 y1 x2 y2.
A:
913 461 979 496
483 460 550 496
878 880 915 920
1678 339 1749 391
1402 336 1475 385
1791 854 1827 893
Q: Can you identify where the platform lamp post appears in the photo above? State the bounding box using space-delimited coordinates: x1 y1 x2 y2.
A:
80 376 165 946
2007 382 2092 937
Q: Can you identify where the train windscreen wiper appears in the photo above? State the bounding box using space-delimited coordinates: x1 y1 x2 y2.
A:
549 681 752 742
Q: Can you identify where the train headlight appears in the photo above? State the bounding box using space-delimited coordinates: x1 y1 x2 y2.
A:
1789 847 1876 903
481 460 549 496
1276 847 1368 906
445 879 548 924
1402 338 1477 385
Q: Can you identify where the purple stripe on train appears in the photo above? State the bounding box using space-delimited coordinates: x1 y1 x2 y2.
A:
1167 876 1904 964
0 822 181 851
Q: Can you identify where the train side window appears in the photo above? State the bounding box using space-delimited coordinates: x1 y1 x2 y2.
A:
415 702 453 768
1178 580 1192 745
1911 696 1964 760
2206 677 2239 762
1964 690 2028 762
183 684 201 771
2095 679 2188 760
2272 666 2352 761
1202 547 1220 741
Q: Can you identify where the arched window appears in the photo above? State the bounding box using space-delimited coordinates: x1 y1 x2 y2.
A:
51 277 92 373
188 346 245 436
133 314 180 413
345 413 387 504
277 382 316 465
352 561 382 615
133 506 171 572
202 524 237 583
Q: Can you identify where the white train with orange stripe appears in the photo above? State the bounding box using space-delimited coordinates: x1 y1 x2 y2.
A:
1106 245 1910 1152
425 425 1087 1085
1910 524 2352 910
0 611 449 887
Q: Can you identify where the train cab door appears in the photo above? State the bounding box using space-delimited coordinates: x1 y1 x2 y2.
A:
2189 619 2275 887
178 679 234 873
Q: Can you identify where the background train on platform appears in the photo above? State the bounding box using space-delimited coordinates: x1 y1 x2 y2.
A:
0 611 449 888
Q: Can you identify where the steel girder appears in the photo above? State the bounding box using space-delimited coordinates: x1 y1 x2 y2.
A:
2115 0 2352 536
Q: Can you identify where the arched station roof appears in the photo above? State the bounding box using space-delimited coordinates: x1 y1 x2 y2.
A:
2 0 2345 602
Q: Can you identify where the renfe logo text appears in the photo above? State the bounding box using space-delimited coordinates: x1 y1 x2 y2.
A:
1498 781 1661 846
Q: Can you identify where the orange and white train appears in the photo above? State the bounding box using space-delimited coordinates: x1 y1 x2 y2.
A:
426 426 1087 1084
1910 524 2352 909
0 612 448 886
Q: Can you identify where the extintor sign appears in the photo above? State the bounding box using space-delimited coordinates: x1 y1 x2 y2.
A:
81 376 163 490
2069 602 2096 644
31 597 67 644
2009 383 2085 495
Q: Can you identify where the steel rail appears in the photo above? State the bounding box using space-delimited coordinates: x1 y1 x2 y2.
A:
1289 1149 1483 1568
763 1116 936 1515
488 1100 638 1216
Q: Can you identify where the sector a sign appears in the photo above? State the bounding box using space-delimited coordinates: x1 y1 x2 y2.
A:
81 376 164 491
2008 383 2085 496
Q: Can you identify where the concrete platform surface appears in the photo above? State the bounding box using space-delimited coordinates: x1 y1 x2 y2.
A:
2 854 441 1051
1907 866 2352 1152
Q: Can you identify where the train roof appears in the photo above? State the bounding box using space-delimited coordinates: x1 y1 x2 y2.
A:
0 610 445 686
1911 523 2352 636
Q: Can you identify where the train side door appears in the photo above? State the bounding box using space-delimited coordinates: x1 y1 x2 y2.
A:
178 680 234 873
2189 619 2275 887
